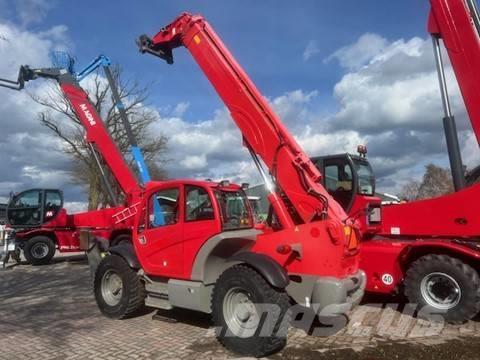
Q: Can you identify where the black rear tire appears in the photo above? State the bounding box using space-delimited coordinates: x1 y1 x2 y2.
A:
404 254 480 323
24 236 56 265
212 265 291 357
94 254 145 319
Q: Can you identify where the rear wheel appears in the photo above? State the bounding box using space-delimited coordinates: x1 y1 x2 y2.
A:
404 254 480 323
24 236 56 265
94 254 145 319
212 265 291 357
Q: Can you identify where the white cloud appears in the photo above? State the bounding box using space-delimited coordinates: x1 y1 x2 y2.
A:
303 40 320 61
15 0 53 27
462 132 480 168
150 32 477 196
0 21 83 203
173 101 190 117
64 201 88 213
1 20 476 207
325 33 389 70
180 155 207 170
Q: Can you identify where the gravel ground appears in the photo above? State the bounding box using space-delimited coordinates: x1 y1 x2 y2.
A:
0 253 480 360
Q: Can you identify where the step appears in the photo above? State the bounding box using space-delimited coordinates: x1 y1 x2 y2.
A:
145 281 169 295
145 293 173 310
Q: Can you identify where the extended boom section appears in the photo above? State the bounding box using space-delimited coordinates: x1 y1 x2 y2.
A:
429 0 480 143
0 66 140 202
138 13 348 227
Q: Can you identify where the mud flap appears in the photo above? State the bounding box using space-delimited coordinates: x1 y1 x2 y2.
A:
79 229 108 278
86 241 104 278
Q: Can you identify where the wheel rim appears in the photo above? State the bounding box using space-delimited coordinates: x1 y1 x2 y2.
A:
223 287 260 338
101 269 123 307
420 272 462 310
31 243 49 259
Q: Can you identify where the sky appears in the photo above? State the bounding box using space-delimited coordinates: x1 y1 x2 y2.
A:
0 0 479 211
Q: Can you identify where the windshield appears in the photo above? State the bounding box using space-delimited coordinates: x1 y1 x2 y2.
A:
215 190 253 230
353 160 375 196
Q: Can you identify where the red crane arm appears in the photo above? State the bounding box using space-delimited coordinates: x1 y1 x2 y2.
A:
59 80 140 198
140 13 348 226
429 0 480 144
0 66 141 199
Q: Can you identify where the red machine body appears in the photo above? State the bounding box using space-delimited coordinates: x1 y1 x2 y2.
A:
358 0 480 298
4 74 141 263
136 12 361 280
13 207 131 252
379 0 480 239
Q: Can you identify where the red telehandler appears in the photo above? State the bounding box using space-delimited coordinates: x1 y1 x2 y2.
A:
308 0 480 324
0 62 142 265
73 12 365 357
0 55 160 266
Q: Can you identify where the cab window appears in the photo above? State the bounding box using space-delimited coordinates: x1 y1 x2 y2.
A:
353 161 375 196
44 191 62 220
215 190 253 230
324 163 354 210
185 186 215 221
148 188 179 228
8 189 43 226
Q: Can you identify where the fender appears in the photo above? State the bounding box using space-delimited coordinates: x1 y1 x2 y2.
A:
109 242 141 269
400 240 480 264
229 252 289 289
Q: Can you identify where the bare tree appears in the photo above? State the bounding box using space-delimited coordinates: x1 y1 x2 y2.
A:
399 180 421 201
31 66 168 210
417 164 454 199
399 163 454 201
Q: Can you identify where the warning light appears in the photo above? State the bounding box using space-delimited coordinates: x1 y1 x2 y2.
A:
344 226 359 251
357 144 367 157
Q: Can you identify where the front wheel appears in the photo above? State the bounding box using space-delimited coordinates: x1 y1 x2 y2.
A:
212 265 291 357
24 236 56 265
404 254 480 323
94 254 145 319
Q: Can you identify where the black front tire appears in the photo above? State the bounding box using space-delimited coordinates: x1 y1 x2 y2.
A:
212 265 291 357
404 254 480 323
94 254 145 319
24 236 56 265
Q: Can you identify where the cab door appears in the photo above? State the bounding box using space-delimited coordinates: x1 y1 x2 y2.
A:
322 158 356 212
7 189 44 227
7 189 63 228
182 185 221 277
135 186 184 278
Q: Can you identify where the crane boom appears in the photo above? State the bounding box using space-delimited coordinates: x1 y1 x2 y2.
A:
138 13 348 227
0 66 140 200
429 0 480 143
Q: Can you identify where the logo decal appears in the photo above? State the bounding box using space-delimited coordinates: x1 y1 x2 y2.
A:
80 103 96 126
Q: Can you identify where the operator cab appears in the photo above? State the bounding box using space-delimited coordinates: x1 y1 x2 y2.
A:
311 148 375 213
6 189 63 228
146 180 253 232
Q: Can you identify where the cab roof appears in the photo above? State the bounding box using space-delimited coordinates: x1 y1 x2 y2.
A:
144 179 242 192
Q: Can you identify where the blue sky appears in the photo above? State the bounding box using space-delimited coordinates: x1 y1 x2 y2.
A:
0 0 478 209
18 0 429 120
